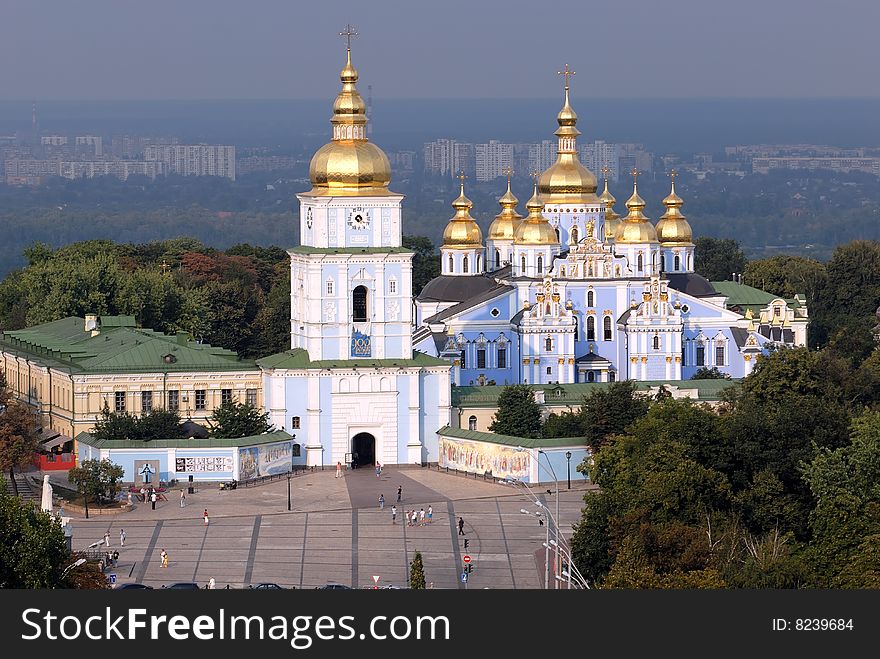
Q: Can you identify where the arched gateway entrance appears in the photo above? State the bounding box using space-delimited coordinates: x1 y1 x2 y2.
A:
351 432 376 469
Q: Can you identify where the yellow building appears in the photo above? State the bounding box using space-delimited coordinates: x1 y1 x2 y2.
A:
0 315 262 449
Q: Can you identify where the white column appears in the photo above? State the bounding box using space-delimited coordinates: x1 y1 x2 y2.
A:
306 375 323 467
407 371 423 465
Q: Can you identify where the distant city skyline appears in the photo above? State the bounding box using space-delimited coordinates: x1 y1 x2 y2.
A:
2 0 879 100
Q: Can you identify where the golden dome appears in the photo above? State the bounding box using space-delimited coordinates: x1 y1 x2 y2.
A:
537 81 598 203
487 173 523 241
442 178 483 248
306 48 392 196
655 172 693 245
615 174 658 244
514 181 560 245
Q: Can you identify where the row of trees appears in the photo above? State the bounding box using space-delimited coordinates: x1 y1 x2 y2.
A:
564 345 880 588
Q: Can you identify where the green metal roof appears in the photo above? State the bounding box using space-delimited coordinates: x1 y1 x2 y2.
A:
289 246 413 255
257 348 449 370
452 379 738 408
437 425 587 449
75 429 294 449
711 281 800 311
1 316 258 374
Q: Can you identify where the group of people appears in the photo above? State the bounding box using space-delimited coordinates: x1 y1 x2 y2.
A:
388 503 434 526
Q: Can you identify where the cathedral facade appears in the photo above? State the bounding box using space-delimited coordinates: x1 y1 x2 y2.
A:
413 76 808 387
259 47 451 468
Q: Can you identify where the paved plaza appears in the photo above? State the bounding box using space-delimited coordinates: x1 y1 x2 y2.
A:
63 467 593 589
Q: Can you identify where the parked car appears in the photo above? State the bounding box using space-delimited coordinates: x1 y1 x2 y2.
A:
316 583 352 590
115 583 153 590
163 582 201 589
250 583 286 589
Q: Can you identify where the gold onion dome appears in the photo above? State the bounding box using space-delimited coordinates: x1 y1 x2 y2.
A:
308 48 392 196
615 174 658 244
442 178 483 248
488 173 523 241
655 173 693 245
537 77 598 203
599 174 621 240
514 181 560 245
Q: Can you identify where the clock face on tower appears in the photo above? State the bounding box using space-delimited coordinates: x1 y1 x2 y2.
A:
347 207 371 230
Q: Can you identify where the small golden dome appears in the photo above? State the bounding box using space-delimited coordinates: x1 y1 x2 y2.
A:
307 48 392 196
514 182 560 246
488 174 522 241
599 174 620 240
442 178 483 248
615 174 658 244
655 172 693 245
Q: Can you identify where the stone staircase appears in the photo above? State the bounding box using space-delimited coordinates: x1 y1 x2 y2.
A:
3 472 38 501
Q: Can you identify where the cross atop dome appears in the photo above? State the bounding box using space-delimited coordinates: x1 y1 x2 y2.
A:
557 63 576 91
339 24 358 51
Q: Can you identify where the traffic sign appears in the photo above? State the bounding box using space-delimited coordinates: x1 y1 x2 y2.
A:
109 574 116 584
372 575 380 583
463 555 471 563
460 572 468 583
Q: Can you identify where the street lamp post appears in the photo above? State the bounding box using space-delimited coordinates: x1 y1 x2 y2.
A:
521 508 549 589
287 472 291 511
565 451 572 490
537 450 560 589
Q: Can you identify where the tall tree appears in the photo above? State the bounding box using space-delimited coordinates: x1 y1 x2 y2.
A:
69 459 125 509
488 385 542 438
743 254 826 302
693 237 747 282
0 482 69 588
575 381 651 450
0 382 40 497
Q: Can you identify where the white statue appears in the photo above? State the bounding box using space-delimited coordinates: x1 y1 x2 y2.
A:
40 474 53 513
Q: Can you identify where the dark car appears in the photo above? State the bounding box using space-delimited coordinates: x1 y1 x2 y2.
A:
163 582 201 589
316 583 352 590
115 583 153 590
250 583 286 590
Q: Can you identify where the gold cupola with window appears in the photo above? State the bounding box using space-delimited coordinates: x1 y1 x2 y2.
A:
488 169 523 241
537 64 598 204
514 179 560 245
307 45 392 196
599 167 621 241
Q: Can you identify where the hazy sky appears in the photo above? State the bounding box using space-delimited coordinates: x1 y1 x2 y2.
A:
3 0 878 100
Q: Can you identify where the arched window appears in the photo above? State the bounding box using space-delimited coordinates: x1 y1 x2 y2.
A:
653 334 660 350
495 249 500 268
537 255 543 274
651 252 657 272
637 253 644 272
571 226 579 243
468 416 477 431
555 228 560 242
448 254 454 272
521 255 527 274
352 285 368 322
674 254 680 271
587 316 596 341
463 255 469 273
561 266 566 277
603 315 612 341
587 371 595 383
545 337 553 351
587 290 594 307
477 254 482 272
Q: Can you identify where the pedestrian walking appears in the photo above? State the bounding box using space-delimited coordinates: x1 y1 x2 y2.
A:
127 491 132 505
160 549 168 568
104 531 111 547
427 505 433 524
411 510 418 526
140 486 146 502
112 550 119 568
379 493 385 510
419 508 425 526
204 508 209 525
208 577 216 590
391 505 397 524
397 486 402 503
336 461 342 478
150 491 157 510
458 516 465 535
180 489 186 508
375 462 381 478
119 528 126 546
